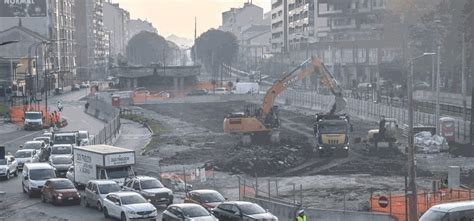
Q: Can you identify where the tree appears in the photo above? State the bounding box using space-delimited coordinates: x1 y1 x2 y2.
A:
409 0 469 92
126 31 172 66
192 29 239 80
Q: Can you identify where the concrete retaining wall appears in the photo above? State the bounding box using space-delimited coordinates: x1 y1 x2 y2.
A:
86 96 120 123
139 94 263 105
244 196 395 221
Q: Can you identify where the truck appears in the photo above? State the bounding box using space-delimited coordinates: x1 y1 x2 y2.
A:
72 145 135 187
23 111 44 130
314 114 351 157
52 131 79 146
232 82 259 94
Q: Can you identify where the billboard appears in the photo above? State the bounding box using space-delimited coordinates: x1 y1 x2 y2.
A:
0 0 47 17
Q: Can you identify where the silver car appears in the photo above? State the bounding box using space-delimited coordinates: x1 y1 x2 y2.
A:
82 180 122 211
49 155 73 177
14 149 36 170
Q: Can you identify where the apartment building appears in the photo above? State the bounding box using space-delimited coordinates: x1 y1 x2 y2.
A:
220 2 266 40
271 0 288 53
104 2 130 58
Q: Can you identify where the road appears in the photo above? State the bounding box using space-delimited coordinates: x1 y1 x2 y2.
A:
0 88 161 221
1 89 103 155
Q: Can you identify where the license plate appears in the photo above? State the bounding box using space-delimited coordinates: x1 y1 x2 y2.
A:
161 198 167 201
68 197 74 200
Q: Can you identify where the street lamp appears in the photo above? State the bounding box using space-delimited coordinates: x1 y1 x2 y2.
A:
407 52 435 221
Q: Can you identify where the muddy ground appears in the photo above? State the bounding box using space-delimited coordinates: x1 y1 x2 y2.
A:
141 100 434 178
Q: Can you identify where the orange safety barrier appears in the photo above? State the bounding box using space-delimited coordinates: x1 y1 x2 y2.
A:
239 184 257 198
10 105 50 127
370 189 474 221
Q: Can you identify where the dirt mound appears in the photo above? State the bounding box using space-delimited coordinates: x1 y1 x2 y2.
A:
216 137 312 176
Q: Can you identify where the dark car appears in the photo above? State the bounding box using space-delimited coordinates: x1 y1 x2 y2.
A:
187 89 208 96
212 201 278 221
184 189 225 210
72 84 80 91
163 203 217 221
41 178 81 205
122 176 174 206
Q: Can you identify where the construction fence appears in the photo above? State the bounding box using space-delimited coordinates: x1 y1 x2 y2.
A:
86 96 121 145
276 89 470 143
238 176 396 221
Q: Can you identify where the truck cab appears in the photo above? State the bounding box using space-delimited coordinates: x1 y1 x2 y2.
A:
53 131 78 146
24 111 44 131
314 114 351 157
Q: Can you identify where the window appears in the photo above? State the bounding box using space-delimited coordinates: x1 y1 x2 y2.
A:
132 180 140 190
100 170 107 179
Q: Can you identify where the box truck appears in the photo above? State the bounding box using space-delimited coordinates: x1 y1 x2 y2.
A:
72 145 135 186
232 82 259 94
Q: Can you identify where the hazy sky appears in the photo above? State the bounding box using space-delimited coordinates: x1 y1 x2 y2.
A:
115 0 271 39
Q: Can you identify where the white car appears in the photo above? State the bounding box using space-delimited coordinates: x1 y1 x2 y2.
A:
0 155 18 180
102 192 158 221
162 204 218 221
214 87 229 95
14 149 36 170
78 130 90 146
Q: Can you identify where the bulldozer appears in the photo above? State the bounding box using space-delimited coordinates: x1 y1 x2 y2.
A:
367 117 399 149
223 57 347 146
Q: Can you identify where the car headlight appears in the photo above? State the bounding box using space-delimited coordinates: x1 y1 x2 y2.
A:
343 146 349 150
144 192 155 197
0 168 5 172
58 193 63 197
127 210 136 215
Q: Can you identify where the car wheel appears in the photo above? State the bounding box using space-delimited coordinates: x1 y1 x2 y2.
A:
120 212 127 221
104 207 110 218
97 202 103 211
13 170 18 177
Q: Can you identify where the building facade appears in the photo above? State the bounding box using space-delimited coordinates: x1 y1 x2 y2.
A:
127 19 158 41
104 2 130 59
220 2 265 40
271 0 288 53
0 0 76 92
75 0 108 81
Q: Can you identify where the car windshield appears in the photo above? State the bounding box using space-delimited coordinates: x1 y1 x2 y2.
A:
0 159 6 165
183 206 210 217
120 195 147 205
25 113 42 119
24 142 42 150
318 123 347 134
106 167 129 179
30 169 55 180
98 183 121 194
51 146 72 155
419 209 446 221
200 192 225 203
15 151 32 158
140 179 164 189
52 180 75 189
54 135 75 145
52 157 72 165
78 133 88 139
239 204 266 215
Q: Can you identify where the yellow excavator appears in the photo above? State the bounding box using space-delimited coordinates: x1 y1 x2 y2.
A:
223 57 346 146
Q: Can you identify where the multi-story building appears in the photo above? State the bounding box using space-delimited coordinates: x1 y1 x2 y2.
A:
288 0 315 52
75 0 108 81
127 19 158 41
104 1 130 59
220 2 266 40
271 0 288 53
0 0 76 92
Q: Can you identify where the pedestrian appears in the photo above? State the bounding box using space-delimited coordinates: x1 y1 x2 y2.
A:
50 113 56 128
296 209 307 221
57 100 63 112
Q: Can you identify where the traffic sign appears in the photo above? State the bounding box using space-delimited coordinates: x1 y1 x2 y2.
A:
378 196 389 208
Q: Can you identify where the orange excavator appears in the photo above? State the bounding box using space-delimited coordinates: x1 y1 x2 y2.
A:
223 57 345 145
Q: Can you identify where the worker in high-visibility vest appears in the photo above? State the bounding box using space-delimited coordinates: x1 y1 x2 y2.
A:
296 209 307 221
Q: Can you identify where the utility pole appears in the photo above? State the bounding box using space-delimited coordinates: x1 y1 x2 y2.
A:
461 33 467 127
435 44 441 135
408 60 417 221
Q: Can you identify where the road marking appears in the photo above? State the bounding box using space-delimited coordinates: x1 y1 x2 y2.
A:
3 131 42 145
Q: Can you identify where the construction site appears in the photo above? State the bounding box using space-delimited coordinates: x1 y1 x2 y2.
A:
114 58 474 221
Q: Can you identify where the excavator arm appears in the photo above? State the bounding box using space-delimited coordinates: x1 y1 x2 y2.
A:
261 57 346 116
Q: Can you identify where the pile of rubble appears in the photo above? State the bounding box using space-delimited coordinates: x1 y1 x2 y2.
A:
216 138 310 176
415 131 449 153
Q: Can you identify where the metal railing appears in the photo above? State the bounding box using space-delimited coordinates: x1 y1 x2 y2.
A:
86 96 121 145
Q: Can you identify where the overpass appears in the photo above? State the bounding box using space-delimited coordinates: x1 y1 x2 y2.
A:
110 64 201 91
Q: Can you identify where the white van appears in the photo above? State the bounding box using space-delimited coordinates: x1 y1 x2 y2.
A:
22 163 56 197
420 201 474 221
